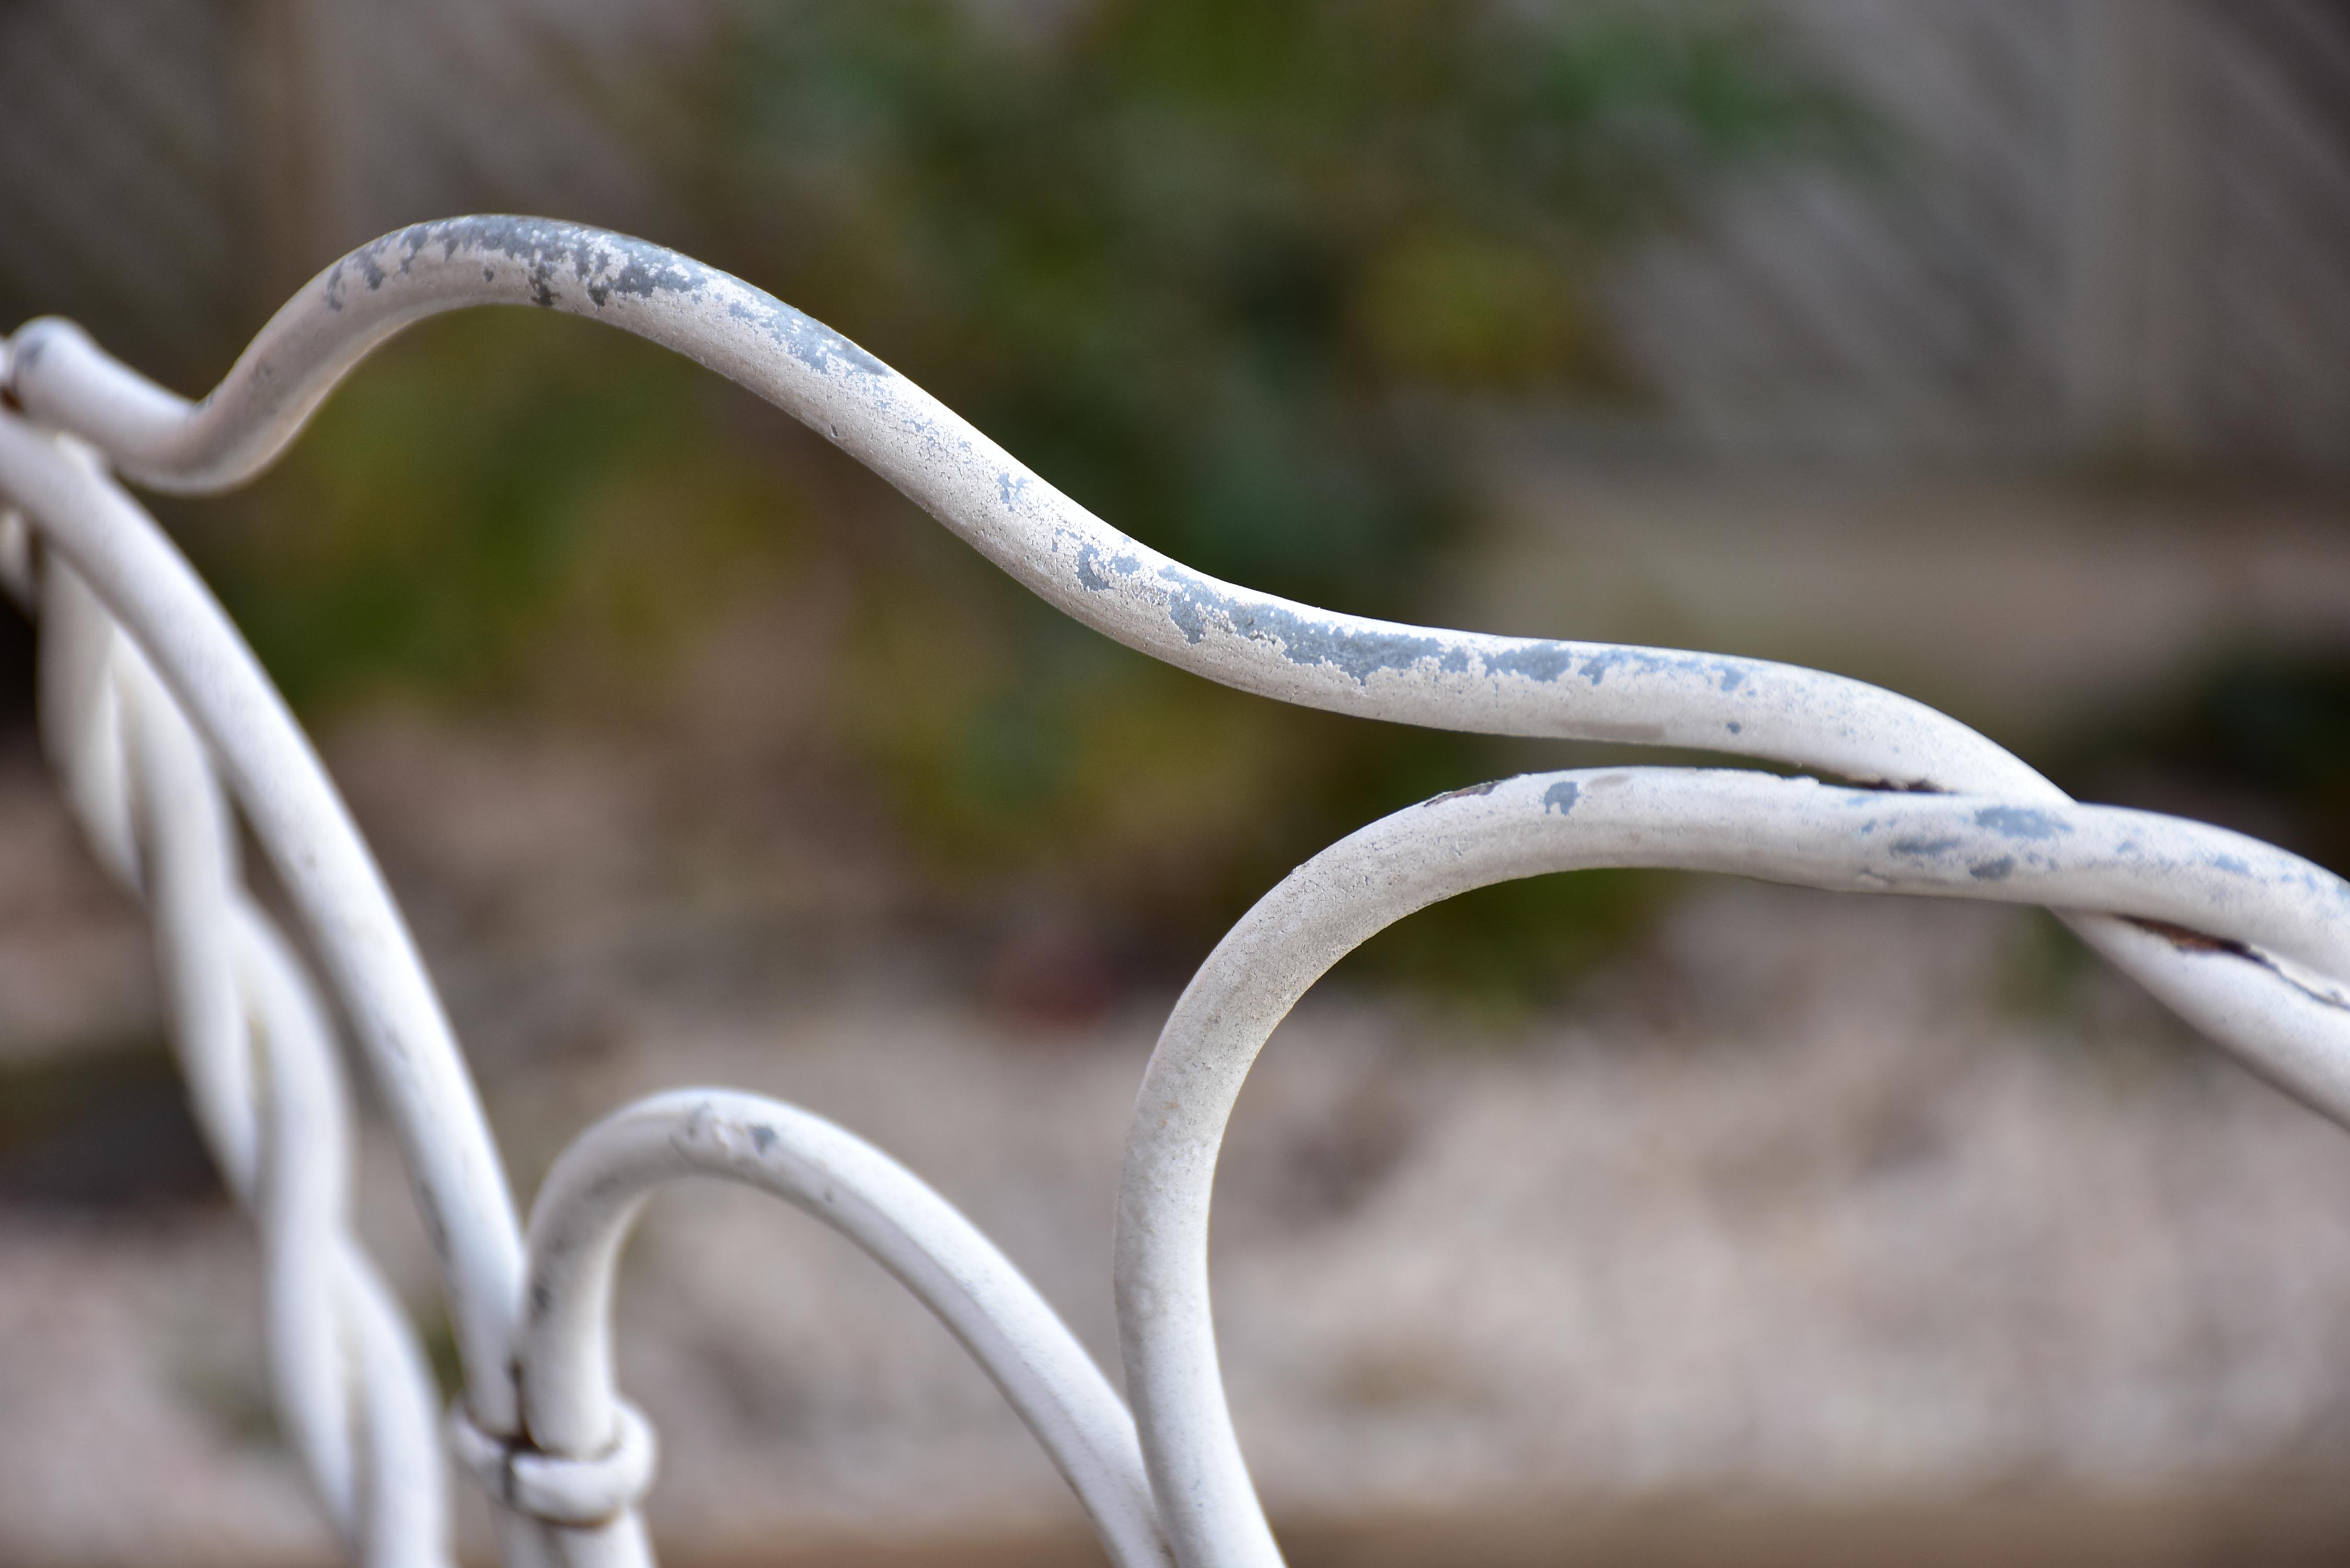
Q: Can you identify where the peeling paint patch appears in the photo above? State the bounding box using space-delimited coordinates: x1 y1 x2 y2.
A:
1158 568 1453 680
1974 805 2070 840
1481 642 1576 684
1425 780 1501 806
721 296 886 378
1890 836 1961 858
2209 854 2251 875
320 216 893 379
1542 780 1580 816
1478 642 1760 696
1578 648 1634 686
1969 857 2015 881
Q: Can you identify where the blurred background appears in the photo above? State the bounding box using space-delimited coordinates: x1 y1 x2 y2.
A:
3 1 2350 1563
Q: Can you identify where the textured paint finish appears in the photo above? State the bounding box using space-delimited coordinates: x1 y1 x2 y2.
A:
515 1091 1171 1568
8 547 448 1565
6 218 2350 1568
1116 771 2350 1568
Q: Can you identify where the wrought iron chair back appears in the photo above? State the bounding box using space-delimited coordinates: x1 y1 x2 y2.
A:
4 218 2346 1568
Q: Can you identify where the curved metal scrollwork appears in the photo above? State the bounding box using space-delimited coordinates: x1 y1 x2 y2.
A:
2 220 2345 1568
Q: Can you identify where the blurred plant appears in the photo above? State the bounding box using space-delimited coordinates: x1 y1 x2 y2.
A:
2055 648 2350 879
191 0 1852 1005
183 311 808 713
695 0 1850 998
704 0 1846 612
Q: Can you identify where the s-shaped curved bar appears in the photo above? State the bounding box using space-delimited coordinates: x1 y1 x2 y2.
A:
10 217 2350 1565
11 217 2349 1139
1114 768 2350 1568
507 1090 1173 1568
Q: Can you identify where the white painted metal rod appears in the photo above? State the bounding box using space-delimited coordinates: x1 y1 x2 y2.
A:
1 219 2033 784
5 217 2331 1143
16 534 452 1563
513 1089 1173 1568
1115 767 2350 1568
238 900 453 1568
9 219 2350 1568
0 417 528 1446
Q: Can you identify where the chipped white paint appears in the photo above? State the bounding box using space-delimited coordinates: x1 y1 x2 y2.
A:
2 219 2346 1568
512 1090 1168 1567
0 488 447 1565
1114 769 2350 1566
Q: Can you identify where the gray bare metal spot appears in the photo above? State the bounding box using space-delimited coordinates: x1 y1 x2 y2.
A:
1543 780 1580 816
2209 854 2251 874
1974 805 2070 840
1577 648 1635 686
1969 857 2015 881
1424 780 1501 805
1889 836 1962 858
751 1125 777 1154
1541 643 1754 694
1157 569 1452 679
429 216 706 308
1481 641 1576 683
330 217 891 378
722 298 886 379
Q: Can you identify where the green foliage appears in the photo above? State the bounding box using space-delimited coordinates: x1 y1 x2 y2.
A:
699 0 1845 988
188 311 805 712
2054 648 2350 878
197 0 1848 1000
705 0 1842 609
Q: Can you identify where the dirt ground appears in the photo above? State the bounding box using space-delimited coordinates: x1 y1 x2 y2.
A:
6 469 2350 1564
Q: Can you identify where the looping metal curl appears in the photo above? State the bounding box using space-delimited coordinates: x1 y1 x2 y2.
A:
1114 768 2350 1567
4 218 2347 1568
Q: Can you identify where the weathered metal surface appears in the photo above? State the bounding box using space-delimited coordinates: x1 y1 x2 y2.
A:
1113 768 2350 1567
1 218 2346 1568
512 1090 1169 1567
0 495 448 1565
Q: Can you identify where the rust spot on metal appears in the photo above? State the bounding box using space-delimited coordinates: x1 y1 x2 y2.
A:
2127 917 2255 958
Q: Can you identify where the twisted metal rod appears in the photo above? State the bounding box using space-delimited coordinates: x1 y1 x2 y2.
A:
3 217 2347 1568
0 483 448 1565
0 419 1159 1565
0 406 552 1562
